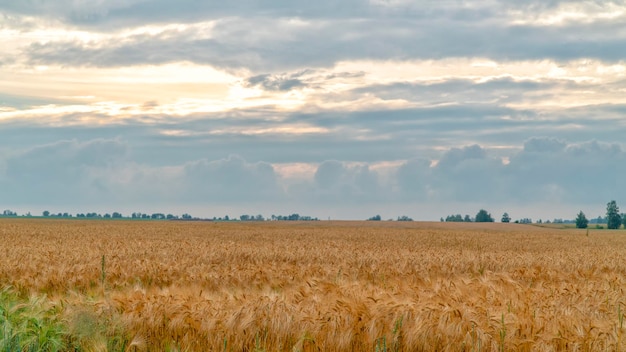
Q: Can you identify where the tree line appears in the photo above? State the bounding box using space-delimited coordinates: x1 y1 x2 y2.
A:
0 210 322 222
436 200 626 230
574 200 626 229
440 209 496 223
1 201 625 227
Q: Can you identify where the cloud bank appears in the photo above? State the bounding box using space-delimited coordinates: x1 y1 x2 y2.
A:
0 137 622 219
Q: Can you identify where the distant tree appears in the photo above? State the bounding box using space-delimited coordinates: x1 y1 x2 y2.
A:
255 214 265 221
606 200 622 229
43 210 50 217
575 211 589 229
464 215 472 222
501 212 511 223
592 216 606 224
112 212 123 218
104 213 111 219
397 215 413 221
622 213 626 228
475 209 494 223
367 215 381 221
445 214 463 222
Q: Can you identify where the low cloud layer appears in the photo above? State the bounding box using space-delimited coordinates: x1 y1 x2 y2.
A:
0 137 623 219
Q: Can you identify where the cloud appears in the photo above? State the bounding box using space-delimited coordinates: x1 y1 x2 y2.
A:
0 136 625 218
286 160 386 203
523 137 567 153
245 73 306 91
181 155 282 202
426 145 509 202
391 138 626 206
21 11 626 72
395 158 432 199
2 97 624 168
350 78 556 106
0 139 128 204
4 0 623 29
0 1 373 25
0 140 283 207
506 138 626 203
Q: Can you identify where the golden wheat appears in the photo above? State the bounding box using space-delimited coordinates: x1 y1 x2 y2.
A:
0 219 624 351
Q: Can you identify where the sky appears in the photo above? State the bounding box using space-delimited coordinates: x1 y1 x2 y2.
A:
1 0 625 220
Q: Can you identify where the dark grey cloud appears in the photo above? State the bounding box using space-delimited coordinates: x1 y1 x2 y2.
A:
21 10 626 71
0 0 433 25
504 138 626 203
245 72 307 91
4 0 621 28
181 155 281 202
523 137 567 153
396 158 432 199
0 139 128 205
2 97 625 167
391 138 626 205
283 138 626 207
0 136 625 218
286 160 385 203
0 139 282 208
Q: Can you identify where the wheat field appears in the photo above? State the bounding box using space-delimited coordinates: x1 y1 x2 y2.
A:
0 218 625 351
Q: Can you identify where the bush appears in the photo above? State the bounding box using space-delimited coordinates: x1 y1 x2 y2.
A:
475 209 494 223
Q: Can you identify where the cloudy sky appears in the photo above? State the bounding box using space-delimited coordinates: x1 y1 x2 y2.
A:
1 0 625 220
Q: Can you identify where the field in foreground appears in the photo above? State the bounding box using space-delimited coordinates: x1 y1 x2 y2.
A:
0 219 625 351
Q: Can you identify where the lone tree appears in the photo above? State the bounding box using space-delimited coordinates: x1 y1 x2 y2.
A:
606 200 622 229
475 209 494 222
501 212 511 223
575 211 588 229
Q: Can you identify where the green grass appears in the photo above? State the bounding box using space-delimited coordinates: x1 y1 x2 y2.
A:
0 287 66 352
0 286 131 352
